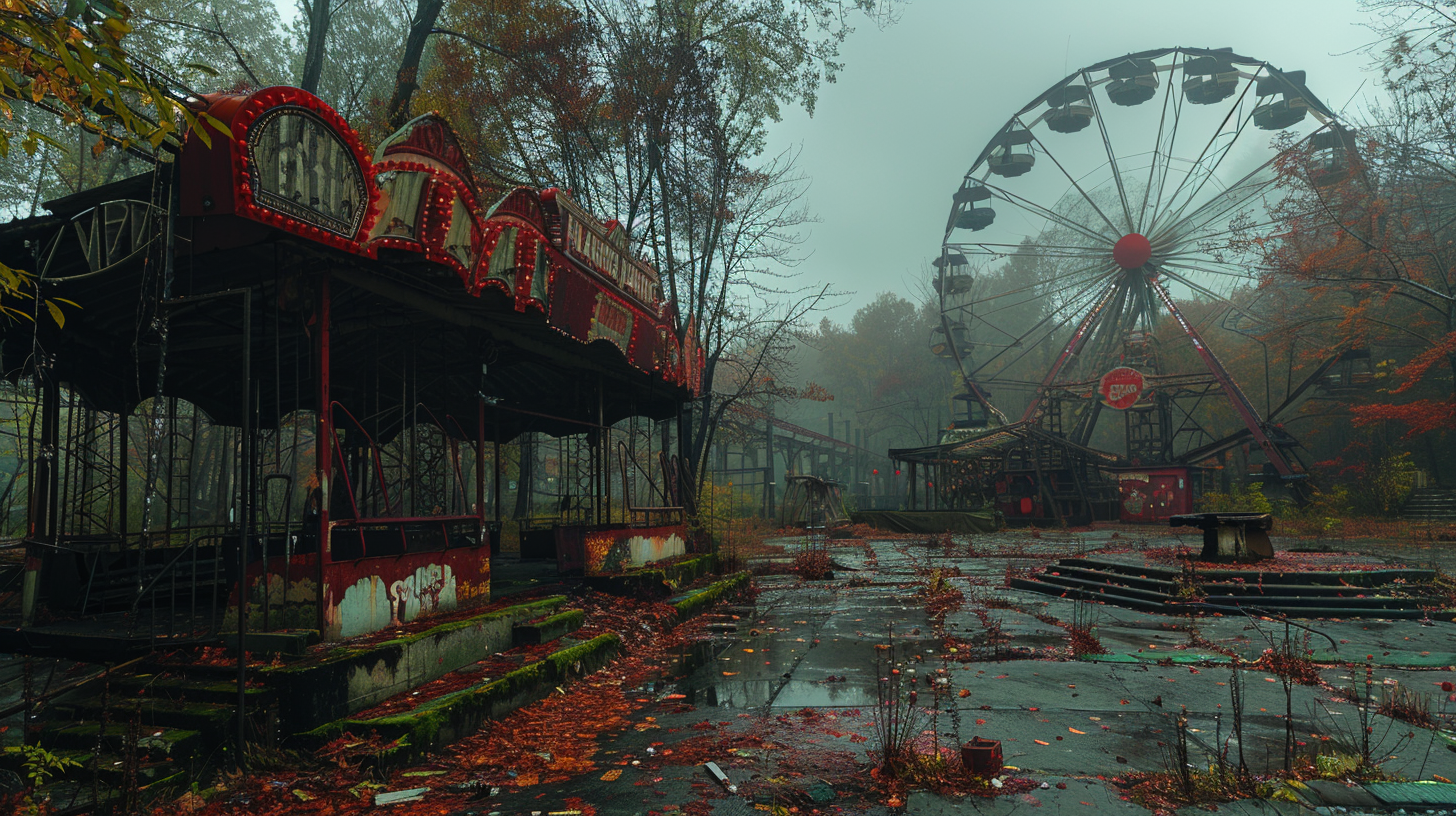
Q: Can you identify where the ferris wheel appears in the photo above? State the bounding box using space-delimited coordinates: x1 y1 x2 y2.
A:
933 46 1360 480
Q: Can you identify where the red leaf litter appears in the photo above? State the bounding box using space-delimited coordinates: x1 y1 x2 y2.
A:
152 591 722 816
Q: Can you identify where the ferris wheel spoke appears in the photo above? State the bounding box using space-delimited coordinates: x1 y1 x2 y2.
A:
1170 207 1319 247
1140 52 1183 232
1149 89 1266 239
978 180 1119 247
1017 115 1125 236
1156 266 1265 324
959 272 1115 368
972 271 1118 360
1081 70 1137 231
1154 107 1263 237
1151 165 1282 248
972 276 1120 381
1145 66 1263 237
1157 253 1274 279
1163 163 1280 237
948 244 1115 263
949 261 1118 318
1161 254 1274 276
1150 80 1188 232
1156 127 1330 246
950 241 1115 254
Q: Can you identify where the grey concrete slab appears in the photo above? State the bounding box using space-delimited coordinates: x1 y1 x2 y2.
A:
906 777 1147 815
459 534 1456 816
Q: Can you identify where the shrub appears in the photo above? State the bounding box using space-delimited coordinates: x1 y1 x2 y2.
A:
1352 452 1418 517
1195 482 1272 514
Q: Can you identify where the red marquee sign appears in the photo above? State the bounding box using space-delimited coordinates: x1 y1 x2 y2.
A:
178 88 704 397
1098 367 1146 410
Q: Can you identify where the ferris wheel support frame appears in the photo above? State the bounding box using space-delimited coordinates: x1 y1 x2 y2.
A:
1147 280 1297 478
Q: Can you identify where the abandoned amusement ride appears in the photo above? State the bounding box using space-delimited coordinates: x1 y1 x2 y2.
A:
0 85 707 658
895 46 1370 527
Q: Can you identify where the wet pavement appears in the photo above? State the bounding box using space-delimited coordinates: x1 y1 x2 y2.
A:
472 529 1456 815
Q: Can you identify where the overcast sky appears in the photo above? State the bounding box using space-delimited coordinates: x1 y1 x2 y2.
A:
769 0 1383 322
270 0 1384 322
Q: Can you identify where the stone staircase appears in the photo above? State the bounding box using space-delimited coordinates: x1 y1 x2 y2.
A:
1010 556 1444 619
1402 487 1456 521
1 658 273 811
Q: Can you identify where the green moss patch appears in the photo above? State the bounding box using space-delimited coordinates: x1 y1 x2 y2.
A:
271 596 567 673
669 572 750 621
585 554 718 597
264 595 567 734
512 609 586 645
299 633 621 769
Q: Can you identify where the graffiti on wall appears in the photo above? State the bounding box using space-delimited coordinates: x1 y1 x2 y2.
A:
584 526 687 576
326 563 458 639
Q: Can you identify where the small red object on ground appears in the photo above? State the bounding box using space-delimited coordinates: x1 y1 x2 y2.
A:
962 736 1003 776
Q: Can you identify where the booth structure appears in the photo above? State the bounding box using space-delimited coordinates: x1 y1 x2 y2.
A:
0 87 702 652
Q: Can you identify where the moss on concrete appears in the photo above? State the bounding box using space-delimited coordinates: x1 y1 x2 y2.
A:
269 596 566 673
585 555 718 597
299 633 621 768
265 595 567 734
670 572 750 620
512 609 585 645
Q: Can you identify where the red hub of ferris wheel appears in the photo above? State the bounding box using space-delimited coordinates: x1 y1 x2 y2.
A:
1113 233 1152 270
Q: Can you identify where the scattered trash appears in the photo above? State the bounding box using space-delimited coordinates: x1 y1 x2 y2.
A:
374 787 429 805
704 761 738 794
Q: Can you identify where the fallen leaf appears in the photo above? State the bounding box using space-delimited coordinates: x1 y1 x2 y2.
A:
1034 739 1050 746
1069 728 1086 734
601 769 623 781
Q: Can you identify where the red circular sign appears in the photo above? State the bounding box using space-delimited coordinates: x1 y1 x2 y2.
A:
1098 367 1146 410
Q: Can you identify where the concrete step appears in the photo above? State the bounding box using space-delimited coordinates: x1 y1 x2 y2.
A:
113 673 274 706
1403 489 1456 519
40 720 205 763
53 695 235 737
0 745 180 789
1016 557 1444 619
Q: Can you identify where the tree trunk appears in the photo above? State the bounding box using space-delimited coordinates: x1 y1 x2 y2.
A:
299 0 333 95
386 0 446 129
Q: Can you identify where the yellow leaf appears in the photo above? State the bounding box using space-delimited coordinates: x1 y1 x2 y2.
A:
46 300 64 329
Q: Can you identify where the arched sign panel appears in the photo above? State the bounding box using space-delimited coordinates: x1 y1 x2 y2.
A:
180 87 378 253
247 106 370 239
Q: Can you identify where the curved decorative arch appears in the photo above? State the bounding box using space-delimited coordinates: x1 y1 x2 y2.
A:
179 86 379 253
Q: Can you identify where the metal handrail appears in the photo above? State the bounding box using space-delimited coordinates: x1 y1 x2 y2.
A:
129 532 228 640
